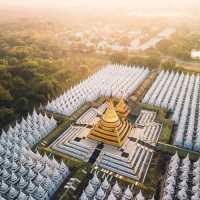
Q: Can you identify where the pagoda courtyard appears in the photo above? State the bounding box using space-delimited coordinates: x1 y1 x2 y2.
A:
50 97 161 182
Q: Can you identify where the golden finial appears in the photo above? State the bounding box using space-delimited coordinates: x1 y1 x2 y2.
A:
116 96 129 119
116 97 125 111
102 98 119 123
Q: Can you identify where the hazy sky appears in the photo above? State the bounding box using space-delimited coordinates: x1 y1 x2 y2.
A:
0 0 199 7
0 0 200 16
0 0 199 6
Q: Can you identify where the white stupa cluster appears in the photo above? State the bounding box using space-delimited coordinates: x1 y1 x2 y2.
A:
143 70 200 151
1 109 57 148
79 172 154 200
0 110 69 199
162 152 200 200
0 142 69 199
46 64 149 116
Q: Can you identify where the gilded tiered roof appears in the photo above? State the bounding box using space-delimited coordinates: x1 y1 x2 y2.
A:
87 99 132 147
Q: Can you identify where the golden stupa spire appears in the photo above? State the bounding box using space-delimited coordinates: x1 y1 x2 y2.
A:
116 97 126 112
102 99 119 123
116 96 129 119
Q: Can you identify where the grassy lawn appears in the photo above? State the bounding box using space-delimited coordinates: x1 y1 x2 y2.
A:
129 69 160 102
45 111 69 121
58 166 92 200
143 151 168 199
90 97 106 108
135 102 167 118
158 119 173 144
70 103 91 121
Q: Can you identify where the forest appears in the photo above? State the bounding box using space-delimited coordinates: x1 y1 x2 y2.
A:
0 18 108 128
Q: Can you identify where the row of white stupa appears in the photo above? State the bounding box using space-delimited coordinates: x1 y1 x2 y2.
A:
174 74 200 150
143 71 185 112
1 109 57 148
162 152 200 200
80 172 154 200
176 74 199 150
143 71 200 151
0 110 70 199
0 146 69 200
46 64 149 116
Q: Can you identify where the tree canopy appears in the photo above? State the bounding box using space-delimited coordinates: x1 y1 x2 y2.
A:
0 19 108 129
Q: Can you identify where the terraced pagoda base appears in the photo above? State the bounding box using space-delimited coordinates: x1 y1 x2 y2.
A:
50 102 161 183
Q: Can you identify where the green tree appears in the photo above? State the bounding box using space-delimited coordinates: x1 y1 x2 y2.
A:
0 84 13 106
128 56 145 66
0 108 15 128
110 52 128 64
144 55 161 68
161 59 176 70
14 97 29 114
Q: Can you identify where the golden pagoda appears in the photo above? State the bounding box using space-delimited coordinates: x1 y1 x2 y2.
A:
116 97 129 119
87 99 132 147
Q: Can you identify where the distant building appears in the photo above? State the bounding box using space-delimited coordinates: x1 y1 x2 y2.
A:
111 43 124 53
191 50 200 59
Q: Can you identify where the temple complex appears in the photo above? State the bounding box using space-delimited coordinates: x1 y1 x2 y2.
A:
51 96 161 182
0 64 164 199
42 65 163 200
87 99 132 147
